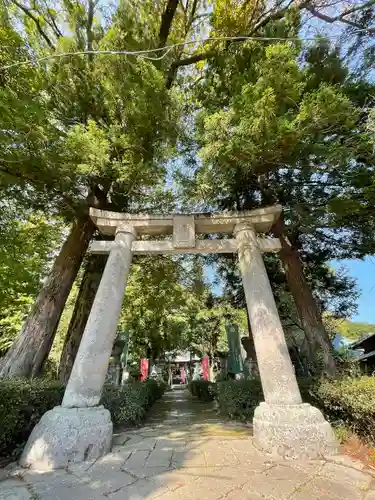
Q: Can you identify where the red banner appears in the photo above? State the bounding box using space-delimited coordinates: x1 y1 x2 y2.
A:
140 359 149 381
202 357 209 381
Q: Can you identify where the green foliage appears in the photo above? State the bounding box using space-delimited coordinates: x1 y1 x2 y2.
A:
119 254 244 361
325 317 375 341
216 380 263 420
310 376 375 444
189 380 217 402
1 0 181 219
0 378 165 459
213 376 375 446
0 378 64 458
101 380 166 427
0 202 64 354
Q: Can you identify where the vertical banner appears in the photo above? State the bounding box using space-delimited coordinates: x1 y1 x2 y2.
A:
140 359 149 381
202 357 209 381
181 366 185 385
226 324 244 375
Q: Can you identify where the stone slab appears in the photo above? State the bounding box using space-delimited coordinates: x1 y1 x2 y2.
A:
244 464 310 499
319 461 373 489
121 450 151 477
121 436 157 452
0 479 32 500
19 405 112 470
147 449 173 468
292 475 365 500
107 477 170 499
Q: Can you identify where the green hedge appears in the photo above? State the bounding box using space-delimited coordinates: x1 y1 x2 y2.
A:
0 378 65 458
217 380 263 420
189 380 217 401
101 379 166 427
0 378 166 459
211 376 375 445
309 376 375 444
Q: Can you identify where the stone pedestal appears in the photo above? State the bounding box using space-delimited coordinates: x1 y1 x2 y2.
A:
20 406 112 470
253 402 337 459
235 222 337 459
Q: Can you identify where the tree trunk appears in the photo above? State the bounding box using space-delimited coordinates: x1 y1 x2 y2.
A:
272 218 336 376
241 310 259 378
58 253 107 384
0 216 95 378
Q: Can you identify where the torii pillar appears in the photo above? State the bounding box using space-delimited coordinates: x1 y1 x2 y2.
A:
20 205 336 470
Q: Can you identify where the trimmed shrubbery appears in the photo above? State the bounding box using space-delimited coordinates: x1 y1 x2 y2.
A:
101 379 166 427
189 380 217 401
189 375 375 445
216 380 263 420
309 375 375 444
0 378 166 459
0 378 65 459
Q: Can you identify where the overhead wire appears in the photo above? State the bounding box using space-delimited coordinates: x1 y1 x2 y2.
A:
0 29 373 71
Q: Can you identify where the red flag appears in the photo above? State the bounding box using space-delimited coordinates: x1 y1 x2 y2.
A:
140 359 149 381
202 357 209 381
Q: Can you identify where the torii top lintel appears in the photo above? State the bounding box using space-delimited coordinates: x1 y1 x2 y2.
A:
89 205 282 236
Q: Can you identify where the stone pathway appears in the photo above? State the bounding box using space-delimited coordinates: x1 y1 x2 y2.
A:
1 388 375 499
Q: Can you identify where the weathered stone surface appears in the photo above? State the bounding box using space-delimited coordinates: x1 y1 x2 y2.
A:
0 482 31 500
325 454 365 471
292 475 364 500
21 469 100 500
173 215 195 248
107 477 170 500
121 436 157 452
253 402 337 460
146 449 173 468
121 450 150 473
79 469 135 496
19 405 112 470
245 464 310 499
171 448 206 468
235 222 302 406
319 461 373 489
62 228 135 408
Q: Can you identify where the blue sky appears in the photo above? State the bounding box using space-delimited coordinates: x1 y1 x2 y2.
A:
331 258 375 324
207 258 375 324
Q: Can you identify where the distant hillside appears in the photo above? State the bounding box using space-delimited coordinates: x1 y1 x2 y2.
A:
335 320 375 341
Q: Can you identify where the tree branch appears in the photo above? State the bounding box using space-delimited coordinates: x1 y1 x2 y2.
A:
86 0 95 53
305 0 375 34
158 0 179 48
166 50 215 89
11 0 55 49
36 0 63 38
171 50 216 68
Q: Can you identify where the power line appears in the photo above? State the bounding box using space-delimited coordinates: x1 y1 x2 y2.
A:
1 31 372 71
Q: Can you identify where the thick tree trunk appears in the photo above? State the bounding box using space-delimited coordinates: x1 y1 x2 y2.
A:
0 216 95 378
272 218 336 376
58 253 107 384
241 310 259 377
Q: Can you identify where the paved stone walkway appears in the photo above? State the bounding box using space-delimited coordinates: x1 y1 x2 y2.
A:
1 388 375 499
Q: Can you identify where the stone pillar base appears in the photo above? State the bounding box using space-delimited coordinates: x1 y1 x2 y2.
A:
20 406 112 471
253 402 337 459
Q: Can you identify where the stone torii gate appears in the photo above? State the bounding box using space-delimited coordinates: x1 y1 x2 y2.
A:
21 205 336 470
